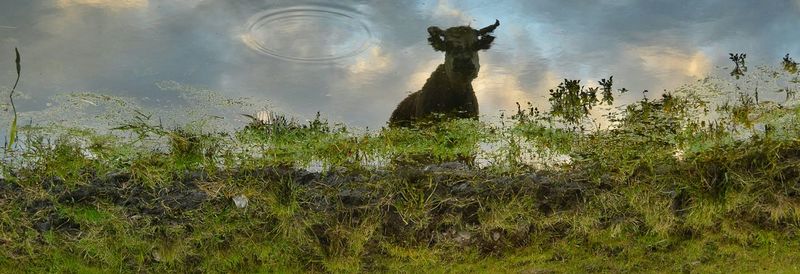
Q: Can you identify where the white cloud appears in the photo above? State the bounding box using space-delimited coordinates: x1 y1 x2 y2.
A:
627 45 711 79
348 46 394 76
473 66 559 118
431 0 470 22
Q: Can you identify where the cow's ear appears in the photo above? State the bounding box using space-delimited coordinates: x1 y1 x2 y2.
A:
475 34 495 50
475 20 499 50
427 26 446 51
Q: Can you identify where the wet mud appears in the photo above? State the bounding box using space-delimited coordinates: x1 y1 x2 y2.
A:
1 163 591 249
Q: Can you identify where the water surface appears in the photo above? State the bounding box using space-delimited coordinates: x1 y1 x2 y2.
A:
1 0 799 132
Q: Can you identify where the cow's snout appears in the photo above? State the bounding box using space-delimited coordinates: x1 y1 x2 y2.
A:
453 57 475 72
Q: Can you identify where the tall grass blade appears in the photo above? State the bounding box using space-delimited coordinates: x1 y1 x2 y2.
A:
6 47 20 151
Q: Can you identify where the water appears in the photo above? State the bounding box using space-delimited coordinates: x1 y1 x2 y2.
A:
1 0 799 134
242 4 373 62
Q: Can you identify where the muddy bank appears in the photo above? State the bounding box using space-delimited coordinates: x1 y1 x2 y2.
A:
1 162 589 248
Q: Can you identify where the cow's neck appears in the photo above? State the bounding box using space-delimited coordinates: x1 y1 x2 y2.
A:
421 64 474 95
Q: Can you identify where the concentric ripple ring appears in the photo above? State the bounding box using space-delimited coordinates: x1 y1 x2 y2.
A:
242 5 373 62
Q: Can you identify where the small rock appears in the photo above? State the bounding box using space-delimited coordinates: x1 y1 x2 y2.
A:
153 250 163 262
233 194 249 208
492 231 501 241
454 231 472 245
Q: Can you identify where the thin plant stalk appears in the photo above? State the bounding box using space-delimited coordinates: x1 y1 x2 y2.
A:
6 47 20 151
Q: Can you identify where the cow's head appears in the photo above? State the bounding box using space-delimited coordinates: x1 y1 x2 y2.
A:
427 20 500 84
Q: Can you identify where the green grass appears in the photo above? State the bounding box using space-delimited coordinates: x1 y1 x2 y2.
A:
1 63 800 272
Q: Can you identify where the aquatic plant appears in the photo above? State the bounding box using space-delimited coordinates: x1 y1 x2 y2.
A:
4 48 20 151
729 52 747 79
782 53 797 74
547 76 617 130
